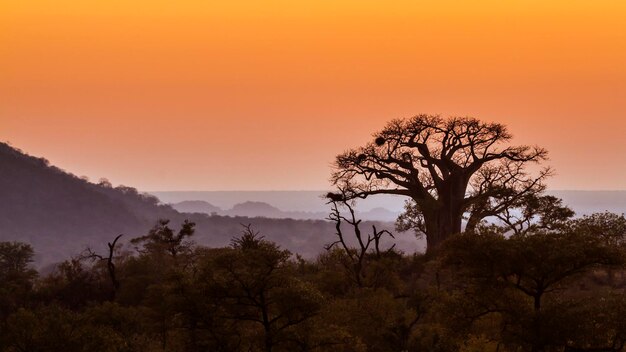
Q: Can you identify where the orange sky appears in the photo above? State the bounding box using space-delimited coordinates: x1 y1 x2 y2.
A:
1 1 625 191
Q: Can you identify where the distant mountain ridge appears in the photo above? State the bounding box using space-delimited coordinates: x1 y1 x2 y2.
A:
156 190 626 218
173 200 222 214
170 200 400 221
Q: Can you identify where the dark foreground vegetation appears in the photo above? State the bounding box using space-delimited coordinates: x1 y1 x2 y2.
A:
1 209 626 352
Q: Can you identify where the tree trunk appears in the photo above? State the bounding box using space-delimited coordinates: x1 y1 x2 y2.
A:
531 292 544 352
260 291 273 352
423 211 463 249
423 177 467 251
422 188 465 251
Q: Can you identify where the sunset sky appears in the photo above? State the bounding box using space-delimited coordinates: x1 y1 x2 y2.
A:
2 1 625 191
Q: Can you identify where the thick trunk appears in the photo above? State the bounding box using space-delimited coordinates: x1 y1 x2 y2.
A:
419 176 469 251
423 201 464 251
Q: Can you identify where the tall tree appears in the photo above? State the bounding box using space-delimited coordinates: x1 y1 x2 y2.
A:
203 226 324 352
330 114 550 250
439 229 624 352
81 234 123 301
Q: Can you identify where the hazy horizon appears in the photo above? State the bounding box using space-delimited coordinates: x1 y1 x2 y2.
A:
151 190 626 215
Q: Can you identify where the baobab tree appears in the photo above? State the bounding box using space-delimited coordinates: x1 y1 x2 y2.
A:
329 114 551 250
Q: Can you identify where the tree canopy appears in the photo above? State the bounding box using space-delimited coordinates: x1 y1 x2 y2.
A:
330 114 550 249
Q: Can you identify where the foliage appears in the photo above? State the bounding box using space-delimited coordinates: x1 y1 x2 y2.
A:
2 210 626 352
130 219 196 258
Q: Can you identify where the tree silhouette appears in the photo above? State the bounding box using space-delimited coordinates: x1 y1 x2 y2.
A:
131 219 195 259
330 114 550 250
325 196 396 287
440 229 624 352
81 234 123 301
205 226 324 352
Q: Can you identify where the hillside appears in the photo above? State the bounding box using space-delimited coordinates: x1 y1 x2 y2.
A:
0 143 415 266
172 200 222 214
0 142 181 264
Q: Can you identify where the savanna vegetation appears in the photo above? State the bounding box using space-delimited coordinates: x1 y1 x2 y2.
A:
1 116 625 352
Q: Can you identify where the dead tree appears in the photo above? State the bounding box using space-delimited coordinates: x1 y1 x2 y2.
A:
82 234 123 301
325 195 395 287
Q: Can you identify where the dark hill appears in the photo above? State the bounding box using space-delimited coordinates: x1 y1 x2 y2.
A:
172 200 222 214
0 142 179 264
230 201 283 217
0 143 420 266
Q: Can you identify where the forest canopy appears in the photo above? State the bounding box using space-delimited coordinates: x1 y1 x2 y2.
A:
1 209 625 352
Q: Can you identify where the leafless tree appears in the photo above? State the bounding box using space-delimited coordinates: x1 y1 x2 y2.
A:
82 234 123 301
325 193 395 286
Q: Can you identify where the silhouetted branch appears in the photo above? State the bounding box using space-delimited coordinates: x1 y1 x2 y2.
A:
81 234 123 301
